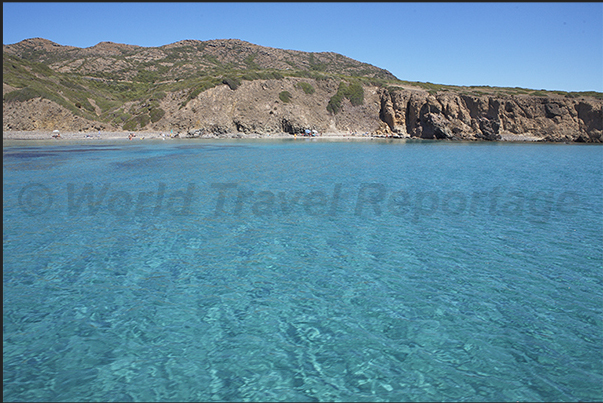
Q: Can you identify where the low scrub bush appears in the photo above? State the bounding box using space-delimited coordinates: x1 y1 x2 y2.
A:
327 93 344 114
386 86 404 96
137 114 150 128
244 54 259 70
59 79 86 91
134 69 160 84
4 87 41 102
345 81 364 106
150 107 165 123
296 81 315 94
70 95 95 113
181 79 222 107
569 91 603 100
112 111 131 124
122 119 138 131
122 114 150 131
152 91 166 100
242 71 260 81
95 98 121 113
279 91 292 103
308 54 327 72
223 76 241 90
327 80 364 114
258 71 283 80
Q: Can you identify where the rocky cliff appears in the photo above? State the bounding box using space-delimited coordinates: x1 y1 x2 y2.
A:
377 89 603 142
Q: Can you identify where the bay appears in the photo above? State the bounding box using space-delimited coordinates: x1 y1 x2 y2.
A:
3 138 602 402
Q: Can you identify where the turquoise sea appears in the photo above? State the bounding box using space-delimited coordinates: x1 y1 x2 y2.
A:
3 138 602 402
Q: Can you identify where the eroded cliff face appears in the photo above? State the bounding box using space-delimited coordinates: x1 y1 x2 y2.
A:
158 78 383 136
377 89 603 142
2 97 108 132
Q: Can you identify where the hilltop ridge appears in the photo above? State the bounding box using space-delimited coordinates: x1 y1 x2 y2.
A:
3 38 396 80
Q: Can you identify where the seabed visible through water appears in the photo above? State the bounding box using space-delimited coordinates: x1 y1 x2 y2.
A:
3 139 602 401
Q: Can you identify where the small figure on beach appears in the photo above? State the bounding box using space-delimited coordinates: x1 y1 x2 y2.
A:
52 130 61 139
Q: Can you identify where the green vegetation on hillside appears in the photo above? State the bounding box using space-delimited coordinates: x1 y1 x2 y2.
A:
327 80 365 114
222 76 241 90
279 91 292 103
296 81 315 94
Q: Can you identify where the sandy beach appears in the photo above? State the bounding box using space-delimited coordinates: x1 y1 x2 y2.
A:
2 130 390 142
2 130 544 143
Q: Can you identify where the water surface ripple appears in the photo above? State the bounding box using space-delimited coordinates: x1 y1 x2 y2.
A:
3 139 602 401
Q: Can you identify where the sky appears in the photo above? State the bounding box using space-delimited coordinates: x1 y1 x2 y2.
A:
3 2 602 92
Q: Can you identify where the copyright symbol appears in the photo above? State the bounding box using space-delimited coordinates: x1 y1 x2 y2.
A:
18 183 53 216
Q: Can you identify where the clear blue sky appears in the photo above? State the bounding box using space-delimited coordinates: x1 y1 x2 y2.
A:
3 2 602 92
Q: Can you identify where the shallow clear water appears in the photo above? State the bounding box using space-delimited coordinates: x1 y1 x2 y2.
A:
3 138 602 402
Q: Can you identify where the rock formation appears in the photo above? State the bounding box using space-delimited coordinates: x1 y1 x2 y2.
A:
376 89 602 142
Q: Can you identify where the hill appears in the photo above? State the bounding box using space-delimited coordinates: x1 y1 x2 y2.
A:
3 37 398 81
3 38 602 141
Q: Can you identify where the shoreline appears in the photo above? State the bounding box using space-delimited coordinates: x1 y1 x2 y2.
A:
2 130 412 145
2 130 377 141
2 130 586 144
